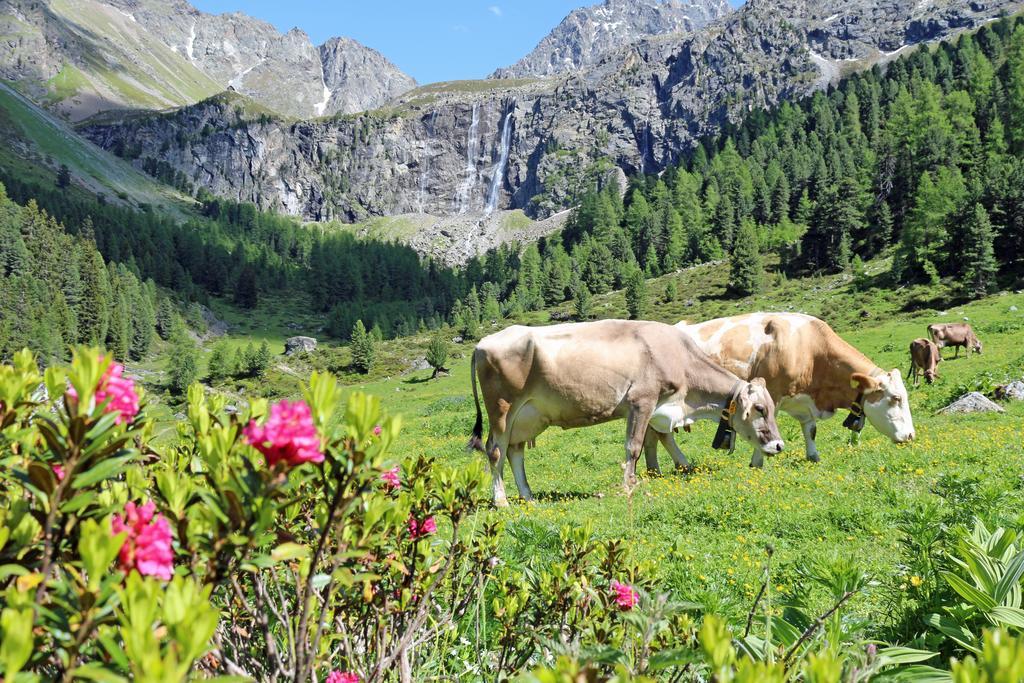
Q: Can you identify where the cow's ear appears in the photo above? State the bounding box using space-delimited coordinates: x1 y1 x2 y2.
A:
750 377 767 389
850 372 880 393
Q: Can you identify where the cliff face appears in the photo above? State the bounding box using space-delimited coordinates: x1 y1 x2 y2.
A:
81 0 1023 227
0 0 416 120
491 0 731 79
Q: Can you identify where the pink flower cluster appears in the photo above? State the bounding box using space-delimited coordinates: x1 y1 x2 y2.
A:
611 580 639 611
70 361 140 425
407 515 437 540
244 400 323 468
325 672 359 683
112 501 174 581
380 466 401 490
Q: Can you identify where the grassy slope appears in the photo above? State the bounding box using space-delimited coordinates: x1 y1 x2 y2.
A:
0 82 189 213
329 261 1024 624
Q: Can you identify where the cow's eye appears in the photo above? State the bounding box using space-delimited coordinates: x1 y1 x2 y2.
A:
756 405 766 415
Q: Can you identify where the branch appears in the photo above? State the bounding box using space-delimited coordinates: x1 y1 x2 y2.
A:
782 590 857 666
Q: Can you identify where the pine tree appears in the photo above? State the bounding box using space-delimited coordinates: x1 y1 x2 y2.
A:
350 320 376 374
425 332 450 379
961 203 998 297
156 298 176 341
234 265 259 309
168 331 199 395
624 266 647 320
129 283 155 360
663 280 678 303
207 340 232 381
247 341 271 378
77 246 109 345
729 219 764 297
572 280 593 321
56 164 71 189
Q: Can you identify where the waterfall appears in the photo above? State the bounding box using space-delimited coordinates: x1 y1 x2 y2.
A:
454 103 481 214
418 111 438 213
485 109 514 214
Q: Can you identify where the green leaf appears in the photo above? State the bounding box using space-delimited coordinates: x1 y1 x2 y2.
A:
873 665 952 682
994 550 1024 605
876 646 939 666
70 663 129 682
72 454 136 489
924 614 980 654
0 607 34 679
271 543 309 562
989 606 1024 629
941 571 997 612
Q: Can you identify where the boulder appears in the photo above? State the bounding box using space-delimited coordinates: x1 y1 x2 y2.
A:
938 392 1006 415
284 336 318 356
994 381 1024 402
408 358 430 372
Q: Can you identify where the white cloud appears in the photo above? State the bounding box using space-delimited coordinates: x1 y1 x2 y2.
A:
488 5 503 17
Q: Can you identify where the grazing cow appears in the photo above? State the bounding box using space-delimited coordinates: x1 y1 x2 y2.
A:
909 338 941 386
928 323 982 358
658 313 915 468
468 320 784 507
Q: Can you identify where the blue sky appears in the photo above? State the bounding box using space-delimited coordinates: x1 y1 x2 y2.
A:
191 1 742 85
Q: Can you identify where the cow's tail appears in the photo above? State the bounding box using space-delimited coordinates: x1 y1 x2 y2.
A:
467 349 485 453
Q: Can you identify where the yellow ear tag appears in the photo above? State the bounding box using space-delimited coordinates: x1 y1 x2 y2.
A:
728 401 737 416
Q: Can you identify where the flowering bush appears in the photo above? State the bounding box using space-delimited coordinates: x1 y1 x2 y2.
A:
0 348 1021 682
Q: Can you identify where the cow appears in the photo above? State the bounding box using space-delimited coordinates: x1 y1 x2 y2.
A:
928 322 982 358
909 338 941 387
651 313 915 469
468 320 785 507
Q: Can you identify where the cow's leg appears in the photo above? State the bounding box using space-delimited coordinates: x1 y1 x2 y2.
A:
750 447 764 468
801 420 820 462
954 345 960 359
508 443 534 502
488 443 510 508
658 431 692 472
643 429 662 475
623 403 655 492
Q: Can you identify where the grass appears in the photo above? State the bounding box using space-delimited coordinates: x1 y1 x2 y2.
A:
321 262 1024 627
0 82 190 214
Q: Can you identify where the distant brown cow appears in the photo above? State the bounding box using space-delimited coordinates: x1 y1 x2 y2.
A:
909 338 941 386
928 323 982 358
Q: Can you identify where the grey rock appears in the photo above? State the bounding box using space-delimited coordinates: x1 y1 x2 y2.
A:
938 392 1006 415
408 358 431 371
995 381 1024 402
284 336 318 356
492 0 729 79
452 336 464 345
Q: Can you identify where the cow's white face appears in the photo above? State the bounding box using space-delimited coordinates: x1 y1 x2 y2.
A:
733 378 785 454
857 370 915 443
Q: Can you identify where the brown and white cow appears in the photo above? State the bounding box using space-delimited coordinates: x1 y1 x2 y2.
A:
660 313 915 468
468 320 784 507
909 338 941 386
928 322 982 358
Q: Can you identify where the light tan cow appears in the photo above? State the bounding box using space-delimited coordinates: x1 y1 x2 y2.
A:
661 313 915 468
909 338 941 386
468 320 784 507
928 323 983 358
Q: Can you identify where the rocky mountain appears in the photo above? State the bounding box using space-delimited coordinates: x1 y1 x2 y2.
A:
0 0 416 121
492 0 731 79
80 0 1022 256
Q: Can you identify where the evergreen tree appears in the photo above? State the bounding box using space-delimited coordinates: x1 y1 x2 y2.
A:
425 332 450 379
663 280 678 303
350 320 376 374
56 164 71 189
961 203 998 297
247 341 271 378
167 331 199 395
572 280 593 321
129 284 155 360
77 247 109 345
729 219 764 297
234 265 259 309
624 266 647 320
207 340 232 381
156 298 176 341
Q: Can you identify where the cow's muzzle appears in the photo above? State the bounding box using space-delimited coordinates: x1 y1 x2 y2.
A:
761 439 785 454
894 430 916 444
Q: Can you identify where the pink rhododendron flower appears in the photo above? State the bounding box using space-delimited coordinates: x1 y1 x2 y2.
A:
325 672 359 683
244 400 323 467
112 501 174 581
373 424 382 437
407 515 437 540
52 465 65 482
69 361 140 425
380 466 401 490
611 580 639 611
